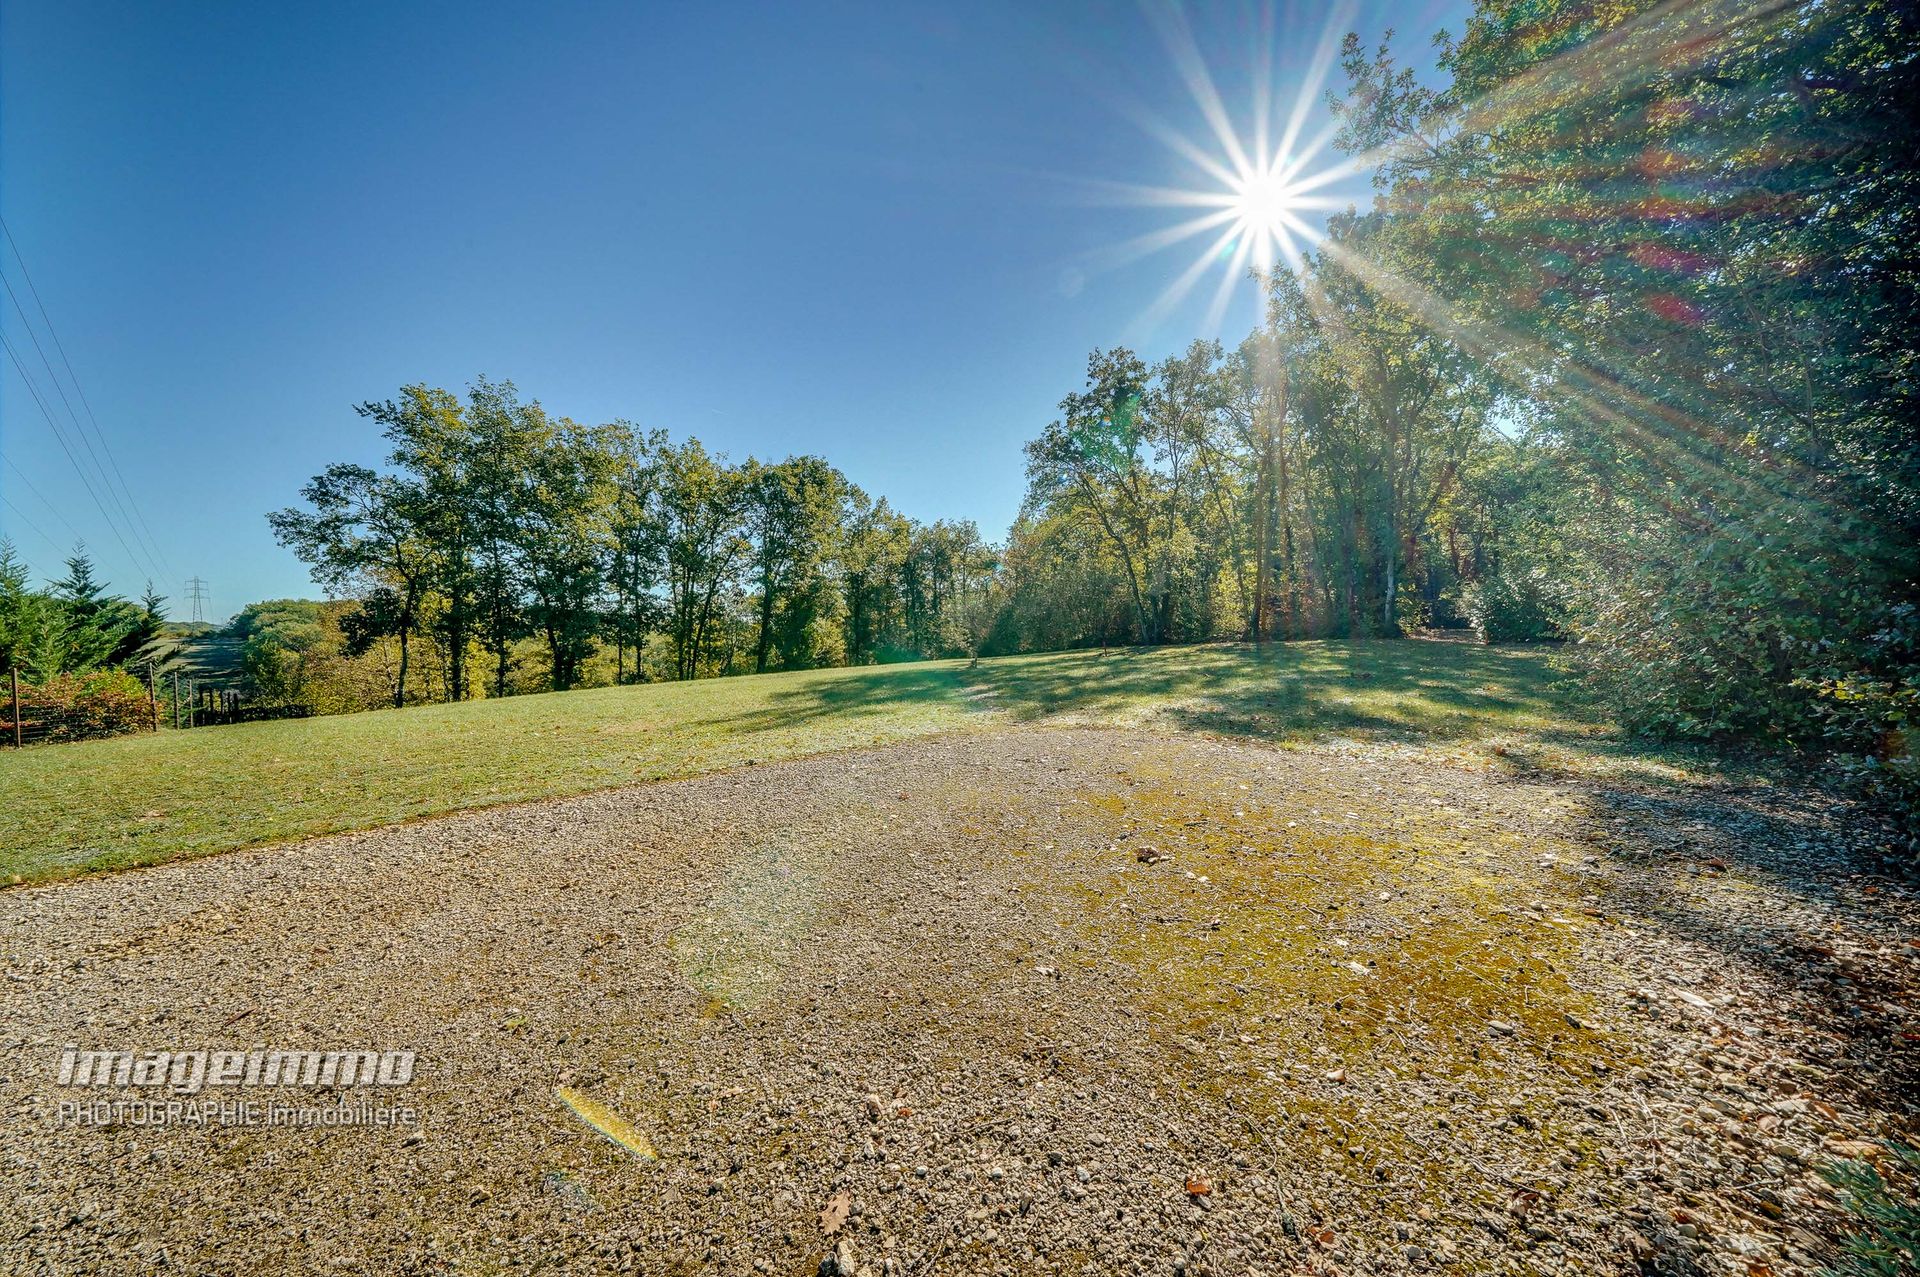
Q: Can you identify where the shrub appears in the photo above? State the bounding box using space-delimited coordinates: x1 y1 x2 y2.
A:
1464 566 1561 644
1819 1145 1920 1277
1804 600 1920 858
12 670 153 743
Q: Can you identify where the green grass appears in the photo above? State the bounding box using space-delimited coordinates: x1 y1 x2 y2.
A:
2 639 1637 886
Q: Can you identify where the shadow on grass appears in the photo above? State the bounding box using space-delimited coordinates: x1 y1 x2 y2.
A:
698 638 1585 752
673 661 981 735
975 640 1580 741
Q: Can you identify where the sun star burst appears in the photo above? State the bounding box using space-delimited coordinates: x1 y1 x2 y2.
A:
1076 1 1366 338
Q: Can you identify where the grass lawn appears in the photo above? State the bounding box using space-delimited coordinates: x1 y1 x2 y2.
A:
2 639 1634 886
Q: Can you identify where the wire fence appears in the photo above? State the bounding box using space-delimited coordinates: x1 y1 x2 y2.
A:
2 668 311 748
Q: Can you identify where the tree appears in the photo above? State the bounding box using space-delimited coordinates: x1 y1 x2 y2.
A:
270 465 434 708
1025 349 1159 643
49 549 143 673
743 456 848 673
653 440 748 680
517 414 625 691
839 490 913 663
1329 0 1919 738
0 539 66 681
604 427 666 685
361 386 474 700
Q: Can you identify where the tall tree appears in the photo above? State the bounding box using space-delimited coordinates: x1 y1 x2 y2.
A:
517 413 625 691
743 456 847 673
1024 349 1158 643
653 439 748 680
270 465 434 707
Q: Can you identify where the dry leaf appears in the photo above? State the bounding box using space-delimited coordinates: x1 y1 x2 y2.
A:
1825 1139 1883 1160
1185 1175 1212 1196
820 1189 852 1235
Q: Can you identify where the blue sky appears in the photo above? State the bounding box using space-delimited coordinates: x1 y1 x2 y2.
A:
1 0 1462 619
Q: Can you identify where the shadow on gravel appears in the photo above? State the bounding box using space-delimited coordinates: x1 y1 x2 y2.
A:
1576 777 1918 1107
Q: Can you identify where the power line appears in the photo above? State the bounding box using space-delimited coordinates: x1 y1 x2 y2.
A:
0 491 63 556
0 266 169 581
1 453 85 544
0 216 172 582
1 331 156 580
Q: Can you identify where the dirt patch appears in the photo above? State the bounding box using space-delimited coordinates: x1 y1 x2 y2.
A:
1 727 1912 1276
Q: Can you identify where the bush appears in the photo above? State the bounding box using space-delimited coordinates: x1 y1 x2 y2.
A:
13 670 153 743
1464 566 1561 644
1804 600 1920 857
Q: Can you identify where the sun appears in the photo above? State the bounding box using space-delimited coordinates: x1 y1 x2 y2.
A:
1229 164 1302 259
1067 2 1364 337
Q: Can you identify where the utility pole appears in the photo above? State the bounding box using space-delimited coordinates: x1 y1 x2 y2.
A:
184 576 210 626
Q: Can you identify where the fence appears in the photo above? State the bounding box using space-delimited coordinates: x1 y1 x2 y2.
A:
2 667 311 748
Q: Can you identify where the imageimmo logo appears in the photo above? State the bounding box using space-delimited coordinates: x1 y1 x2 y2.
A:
53 1044 420 1129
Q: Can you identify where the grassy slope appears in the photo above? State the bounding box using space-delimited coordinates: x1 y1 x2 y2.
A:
2 639 1614 885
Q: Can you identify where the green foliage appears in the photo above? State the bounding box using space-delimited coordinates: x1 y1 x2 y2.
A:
0 541 155 687
1303 0 1920 828
272 380 1002 699
1804 601 1920 849
1819 1145 1920 1277
1463 567 1559 644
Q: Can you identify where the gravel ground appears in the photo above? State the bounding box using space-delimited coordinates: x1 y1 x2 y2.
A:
2 726 1914 1276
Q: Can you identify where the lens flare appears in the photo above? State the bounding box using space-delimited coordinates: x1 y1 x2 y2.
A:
1075 1 1362 337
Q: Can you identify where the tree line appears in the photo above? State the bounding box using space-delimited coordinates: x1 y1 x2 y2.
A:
1004 0 1915 823
0 543 166 683
268 379 998 706
0 543 172 740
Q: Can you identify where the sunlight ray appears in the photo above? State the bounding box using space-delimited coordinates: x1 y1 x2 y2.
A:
1080 207 1243 273
1203 231 1259 334
1275 0 1355 164
1142 1 1256 180
1308 232 1841 532
1275 116 1350 187
1251 0 1276 167
1062 177 1242 209
1134 221 1245 338
1108 96 1247 190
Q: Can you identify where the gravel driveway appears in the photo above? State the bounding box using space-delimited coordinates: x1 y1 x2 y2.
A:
2 727 1913 1276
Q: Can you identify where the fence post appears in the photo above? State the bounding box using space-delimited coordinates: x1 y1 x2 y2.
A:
172 671 182 730
146 660 159 733
8 668 18 748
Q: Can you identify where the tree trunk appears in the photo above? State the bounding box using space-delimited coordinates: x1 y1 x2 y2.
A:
395 628 410 709
755 561 776 674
